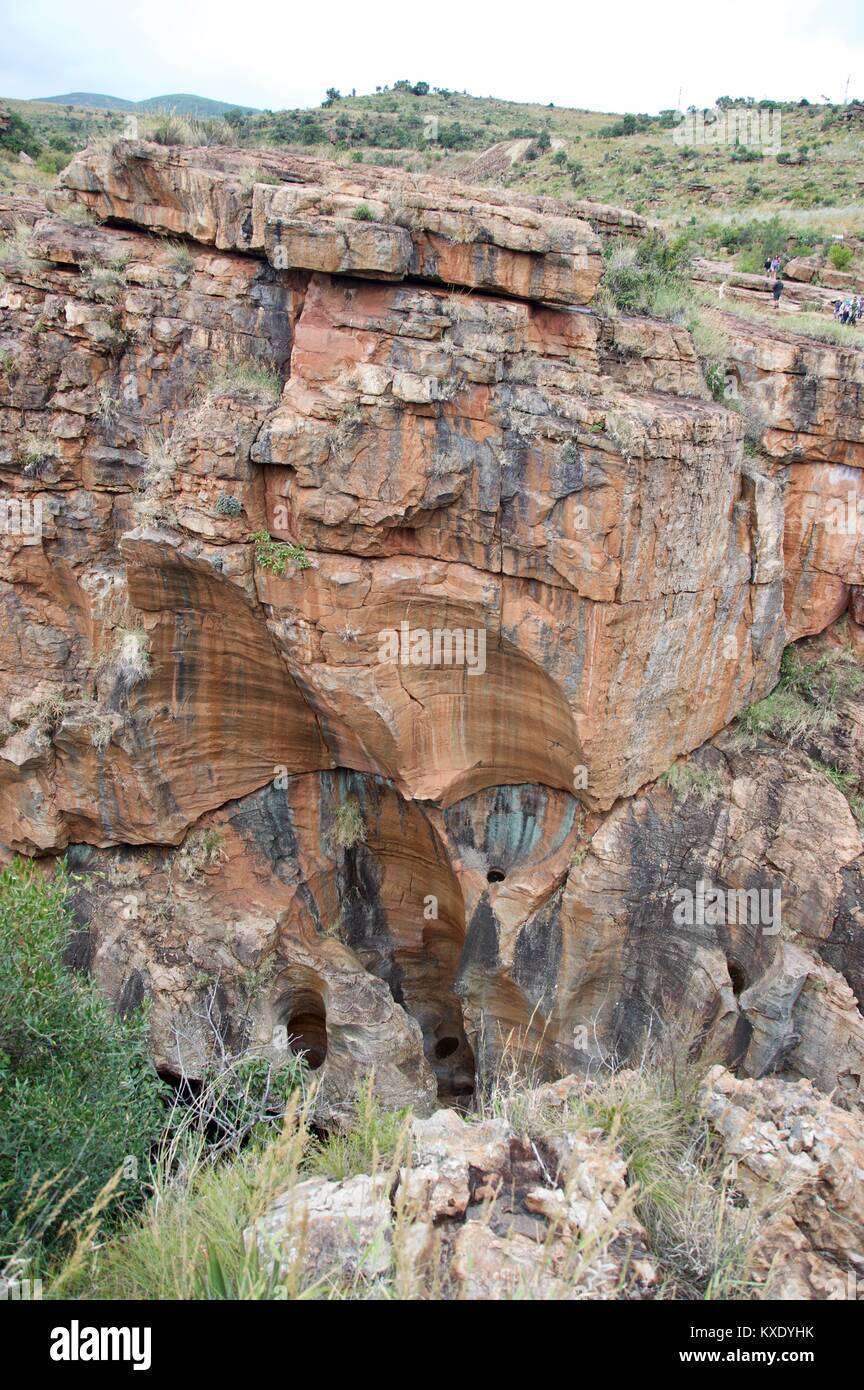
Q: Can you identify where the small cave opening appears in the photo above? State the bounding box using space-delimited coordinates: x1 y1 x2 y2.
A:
434 1036 460 1060
727 958 747 998
487 867 506 884
283 990 328 1071
156 1066 201 1104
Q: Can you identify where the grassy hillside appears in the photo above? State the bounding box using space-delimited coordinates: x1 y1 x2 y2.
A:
33 92 260 116
35 91 136 111
2 84 863 234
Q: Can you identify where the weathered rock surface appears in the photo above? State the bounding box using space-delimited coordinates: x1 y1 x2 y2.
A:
246 1172 393 1284
702 1066 864 1299
246 1067 864 1299
717 313 864 640
1 148 863 1138
61 143 604 305
783 255 859 291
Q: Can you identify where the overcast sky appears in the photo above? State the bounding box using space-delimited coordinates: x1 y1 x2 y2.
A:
2 0 863 114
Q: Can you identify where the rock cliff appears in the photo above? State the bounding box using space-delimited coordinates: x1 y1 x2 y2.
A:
1 144 862 1127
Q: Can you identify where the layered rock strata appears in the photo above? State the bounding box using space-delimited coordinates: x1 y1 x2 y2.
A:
0 145 862 1128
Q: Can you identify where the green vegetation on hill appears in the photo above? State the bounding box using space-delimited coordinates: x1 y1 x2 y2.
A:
3 84 864 233
34 92 260 116
35 91 137 111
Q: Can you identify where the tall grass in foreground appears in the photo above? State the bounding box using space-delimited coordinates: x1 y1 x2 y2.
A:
478 1025 772 1301
560 1045 770 1299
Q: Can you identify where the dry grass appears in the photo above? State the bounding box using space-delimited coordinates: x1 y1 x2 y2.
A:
134 430 178 529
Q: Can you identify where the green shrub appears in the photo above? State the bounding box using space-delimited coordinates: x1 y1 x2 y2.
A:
0 858 166 1255
352 203 375 221
252 531 311 575
827 242 854 271
0 110 40 159
597 230 694 322
37 149 70 177
215 492 243 517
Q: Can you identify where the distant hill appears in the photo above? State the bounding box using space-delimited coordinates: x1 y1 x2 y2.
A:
33 92 259 117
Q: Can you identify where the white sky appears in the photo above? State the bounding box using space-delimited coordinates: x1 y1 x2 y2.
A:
1 0 863 113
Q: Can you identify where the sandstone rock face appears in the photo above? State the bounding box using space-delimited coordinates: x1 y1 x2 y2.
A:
1 146 863 1125
718 314 864 640
253 270 783 810
61 143 605 305
783 255 858 291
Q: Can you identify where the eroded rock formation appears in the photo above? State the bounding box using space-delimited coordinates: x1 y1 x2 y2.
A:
1 144 862 1132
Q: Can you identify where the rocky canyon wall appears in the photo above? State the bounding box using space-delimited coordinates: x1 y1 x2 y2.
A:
0 143 861 1116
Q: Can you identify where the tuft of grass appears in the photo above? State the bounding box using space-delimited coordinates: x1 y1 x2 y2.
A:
166 238 193 272
558 1038 770 1300
21 691 67 734
147 114 233 148
0 220 45 267
177 827 225 881
331 795 366 850
252 531 311 575
134 429 177 529
19 434 55 479
352 203 376 221
736 644 863 747
91 627 152 693
81 256 128 304
810 760 864 824
150 115 188 146
115 627 152 688
53 197 98 226
208 359 283 403
85 711 115 752
658 761 722 808
239 168 282 194
95 385 121 429
304 1076 409 1182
